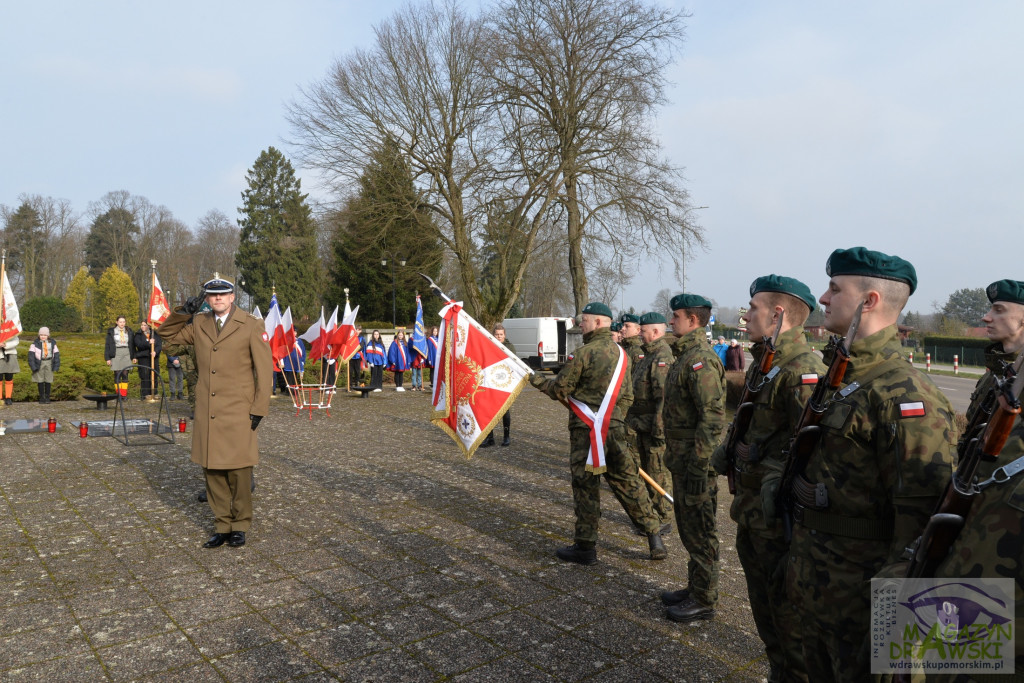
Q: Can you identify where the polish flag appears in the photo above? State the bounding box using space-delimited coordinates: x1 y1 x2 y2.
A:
264 305 294 364
300 308 327 361
331 302 361 361
148 274 171 327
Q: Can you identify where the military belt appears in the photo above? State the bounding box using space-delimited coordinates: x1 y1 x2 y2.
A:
628 404 658 415
793 505 894 541
665 427 696 439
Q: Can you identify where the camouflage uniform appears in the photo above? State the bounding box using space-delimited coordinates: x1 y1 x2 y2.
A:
784 325 955 681
532 327 661 547
620 334 644 458
627 335 675 526
931 344 1024 680
711 326 824 681
663 326 727 608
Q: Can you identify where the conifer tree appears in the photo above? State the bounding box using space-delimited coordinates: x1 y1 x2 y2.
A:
65 266 98 332
236 147 322 321
95 265 140 328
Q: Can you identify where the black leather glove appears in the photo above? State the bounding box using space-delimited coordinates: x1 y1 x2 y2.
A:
183 295 204 315
250 415 262 431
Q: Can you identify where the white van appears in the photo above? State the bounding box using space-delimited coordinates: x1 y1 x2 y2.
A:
501 317 575 370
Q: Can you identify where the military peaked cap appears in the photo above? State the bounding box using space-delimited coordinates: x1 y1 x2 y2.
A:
986 280 1024 305
203 276 235 294
619 312 641 324
750 274 817 313
639 312 667 325
825 247 917 295
670 293 712 311
581 302 614 319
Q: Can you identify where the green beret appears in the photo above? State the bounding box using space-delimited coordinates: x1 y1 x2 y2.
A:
825 247 917 295
986 280 1024 305
581 301 613 319
750 274 817 313
610 322 622 332
670 293 712 310
619 312 640 324
639 312 666 325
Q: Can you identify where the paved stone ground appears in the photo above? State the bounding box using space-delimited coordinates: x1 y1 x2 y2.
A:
0 387 769 682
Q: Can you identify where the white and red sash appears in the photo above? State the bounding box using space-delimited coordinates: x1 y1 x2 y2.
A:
567 346 628 474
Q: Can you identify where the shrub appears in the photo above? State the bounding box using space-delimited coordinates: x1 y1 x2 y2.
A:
20 296 83 333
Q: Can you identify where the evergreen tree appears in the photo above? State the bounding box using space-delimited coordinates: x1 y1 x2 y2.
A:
940 288 989 326
327 139 443 327
85 207 139 279
65 266 98 332
3 202 46 298
236 147 322 321
95 265 140 328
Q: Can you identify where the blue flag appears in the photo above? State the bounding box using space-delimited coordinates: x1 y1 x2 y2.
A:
269 291 280 313
412 295 428 358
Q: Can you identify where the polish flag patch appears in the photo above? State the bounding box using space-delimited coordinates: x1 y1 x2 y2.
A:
692 361 704 371
657 361 667 367
899 402 926 418
800 373 818 385
262 332 270 342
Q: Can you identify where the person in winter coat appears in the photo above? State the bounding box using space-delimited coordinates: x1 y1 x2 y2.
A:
387 330 410 391
363 330 387 391
104 316 135 399
133 320 163 398
725 339 745 371
157 276 272 549
28 327 60 404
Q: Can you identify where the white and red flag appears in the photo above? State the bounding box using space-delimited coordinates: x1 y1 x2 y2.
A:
264 305 295 365
0 255 21 345
430 300 531 457
300 307 327 360
148 273 171 327
330 301 361 361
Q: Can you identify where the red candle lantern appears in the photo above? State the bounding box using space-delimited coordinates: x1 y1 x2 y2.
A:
47 417 56 433
80 422 89 438
178 418 187 433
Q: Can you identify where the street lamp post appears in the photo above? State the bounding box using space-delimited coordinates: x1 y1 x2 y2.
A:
381 253 406 327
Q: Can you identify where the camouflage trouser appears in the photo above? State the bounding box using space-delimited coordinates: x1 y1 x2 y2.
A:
786 526 874 682
736 525 806 682
569 426 659 546
670 470 720 607
635 431 673 525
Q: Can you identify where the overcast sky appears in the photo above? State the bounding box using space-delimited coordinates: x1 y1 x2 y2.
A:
2 1 1021 316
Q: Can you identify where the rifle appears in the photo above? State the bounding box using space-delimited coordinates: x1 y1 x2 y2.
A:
724 311 785 494
777 303 863 541
904 352 1024 578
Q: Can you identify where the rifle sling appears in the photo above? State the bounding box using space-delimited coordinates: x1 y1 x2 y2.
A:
977 453 1024 491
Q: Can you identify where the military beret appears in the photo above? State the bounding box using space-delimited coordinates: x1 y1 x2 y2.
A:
825 247 917 295
670 293 713 310
750 274 817 313
203 276 235 294
986 280 1024 305
610 322 622 332
639 312 666 325
581 301 613 319
619 312 640 324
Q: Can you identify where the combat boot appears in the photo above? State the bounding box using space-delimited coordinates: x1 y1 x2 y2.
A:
666 597 715 623
660 588 690 606
647 532 667 560
555 543 597 565
480 433 496 448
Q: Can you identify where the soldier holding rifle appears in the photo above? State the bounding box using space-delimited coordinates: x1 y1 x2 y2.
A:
783 248 955 682
925 279 1024 678
710 275 823 682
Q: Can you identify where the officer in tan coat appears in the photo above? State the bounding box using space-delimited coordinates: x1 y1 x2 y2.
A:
158 276 273 548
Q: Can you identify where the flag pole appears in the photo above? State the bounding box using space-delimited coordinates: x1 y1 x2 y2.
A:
147 260 159 402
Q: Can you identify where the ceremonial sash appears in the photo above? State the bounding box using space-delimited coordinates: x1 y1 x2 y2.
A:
567 346 627 474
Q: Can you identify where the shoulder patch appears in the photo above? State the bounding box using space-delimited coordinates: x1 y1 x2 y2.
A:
800 373 818 385
261 332 270 343
899 401 926 418
637 354 645 360
657 361 667 367
692 361 704 371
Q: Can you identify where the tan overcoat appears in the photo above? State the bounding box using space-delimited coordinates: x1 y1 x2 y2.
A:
158 305 273 469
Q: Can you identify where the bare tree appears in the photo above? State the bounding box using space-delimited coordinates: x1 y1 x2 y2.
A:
2 195 84 299
288 0 566 326
586 247 631 310
488 0 704 315
650 288 673 319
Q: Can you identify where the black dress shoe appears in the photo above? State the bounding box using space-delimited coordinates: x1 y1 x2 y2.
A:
227 531 246 547
666 597 715 622
203 533 229 548
501 435 510 447
660 588 690 606
197 490 208 503
555 543 597 565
